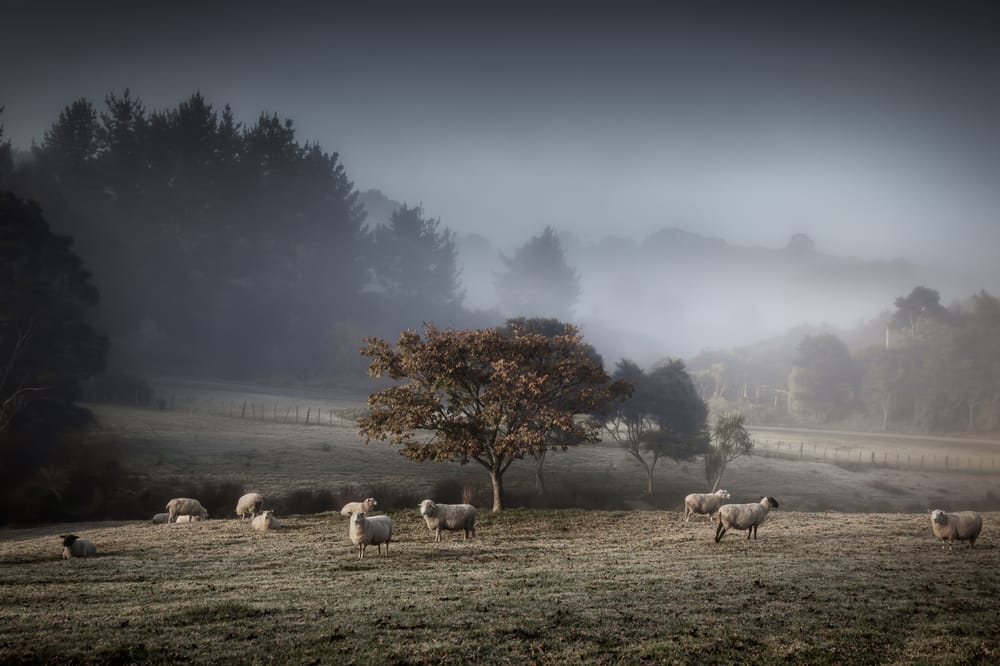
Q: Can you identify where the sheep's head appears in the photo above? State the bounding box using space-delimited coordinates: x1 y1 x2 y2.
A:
931 509 947 525
60 534 79 547
418 499 435 516
364 498 378 511
766 497 779 508
350 512 365 526
716 489 731 499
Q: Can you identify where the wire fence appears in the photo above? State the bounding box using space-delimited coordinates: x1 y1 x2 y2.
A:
757 438 999 474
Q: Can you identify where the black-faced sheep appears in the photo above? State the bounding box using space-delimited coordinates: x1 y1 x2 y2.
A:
349 512 393 559
252 509 280 531
418 499 477 541
60 534 97 559
166 497 209 523
151 512 170 525
715 496 779 543
930 509 982 550
684 489 731 522
340 498 377 516
236 493 264 520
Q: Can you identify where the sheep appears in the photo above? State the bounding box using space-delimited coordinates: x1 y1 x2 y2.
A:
173 514 204 523
715 496 779 543
151 512 170 524
235 492 264 520
252 509 281 531
60 534 97 559
930 509 982 550
349 512 393 560
166 497 209 523
683 489 732 523
340 497 377 516
418 499 477 542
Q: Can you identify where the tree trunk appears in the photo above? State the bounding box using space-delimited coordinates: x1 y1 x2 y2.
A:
534 450 546 496
645 456 659 496
490 468 504 512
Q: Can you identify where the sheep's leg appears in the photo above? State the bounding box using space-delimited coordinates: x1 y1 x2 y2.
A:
715 524 726 543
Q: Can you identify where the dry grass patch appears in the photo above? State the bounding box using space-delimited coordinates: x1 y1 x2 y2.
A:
2 510 999 664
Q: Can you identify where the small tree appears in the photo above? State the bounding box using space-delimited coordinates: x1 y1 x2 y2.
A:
704 412 754 491
359 323 628 511
600 358 709 495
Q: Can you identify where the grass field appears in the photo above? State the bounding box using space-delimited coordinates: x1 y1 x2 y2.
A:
1 509 998 664
2 379 1000 663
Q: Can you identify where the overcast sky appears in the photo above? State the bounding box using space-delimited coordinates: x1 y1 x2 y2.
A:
3 1 999 276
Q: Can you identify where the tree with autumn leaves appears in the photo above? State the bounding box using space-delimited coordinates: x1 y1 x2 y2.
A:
359 323 629 511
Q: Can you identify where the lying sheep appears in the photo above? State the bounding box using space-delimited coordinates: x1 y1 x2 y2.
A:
340 497 377 516
151 512 170 525
173 514 204 523
252 509 281 531
166 497 209 523
930 509 982 550
236 493 264 520
684 489 731 522
715 496 779 543
349 512 393 559
418 499 477 541
60 534 97 559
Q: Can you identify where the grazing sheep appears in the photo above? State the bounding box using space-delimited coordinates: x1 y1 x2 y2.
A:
349 512 393 560
60 534 97 559
340 498 377 516
930 509 982 550
684 489 732 522
173 514 204 523
715 496 779 543
151 512 170 525
252 509 281 531
235 493 264 520
166 497 209 523
418 499 477 542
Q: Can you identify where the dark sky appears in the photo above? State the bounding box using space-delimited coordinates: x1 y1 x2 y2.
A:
3 1 999 278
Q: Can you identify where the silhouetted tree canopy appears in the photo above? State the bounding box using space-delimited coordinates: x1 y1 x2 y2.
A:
6 91 374 380
0 192 109 523
495 227 579 321
368 203 464 326
788 333 859 422
599 358 709 495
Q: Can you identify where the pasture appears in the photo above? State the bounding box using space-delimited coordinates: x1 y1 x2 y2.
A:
1 510 998 664
2 378 1000 663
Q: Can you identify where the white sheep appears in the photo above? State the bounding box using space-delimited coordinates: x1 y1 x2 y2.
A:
418 499 477 541
235 493 264 520
151 512 170 525
173 514 204 523
715 496 779 543
60 534 97 559
930 509 982 550
684 489 732 522
166 497 209 523
340 497 377 516
349 512 393 559
252 509 280 531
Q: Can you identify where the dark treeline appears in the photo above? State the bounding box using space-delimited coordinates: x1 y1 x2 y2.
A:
1 91 491 382
688 287 1000 434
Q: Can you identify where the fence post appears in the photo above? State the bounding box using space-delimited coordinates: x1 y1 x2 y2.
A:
307 407 311 424
241 401 247 418
945 455 949 470
800 442 804 459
